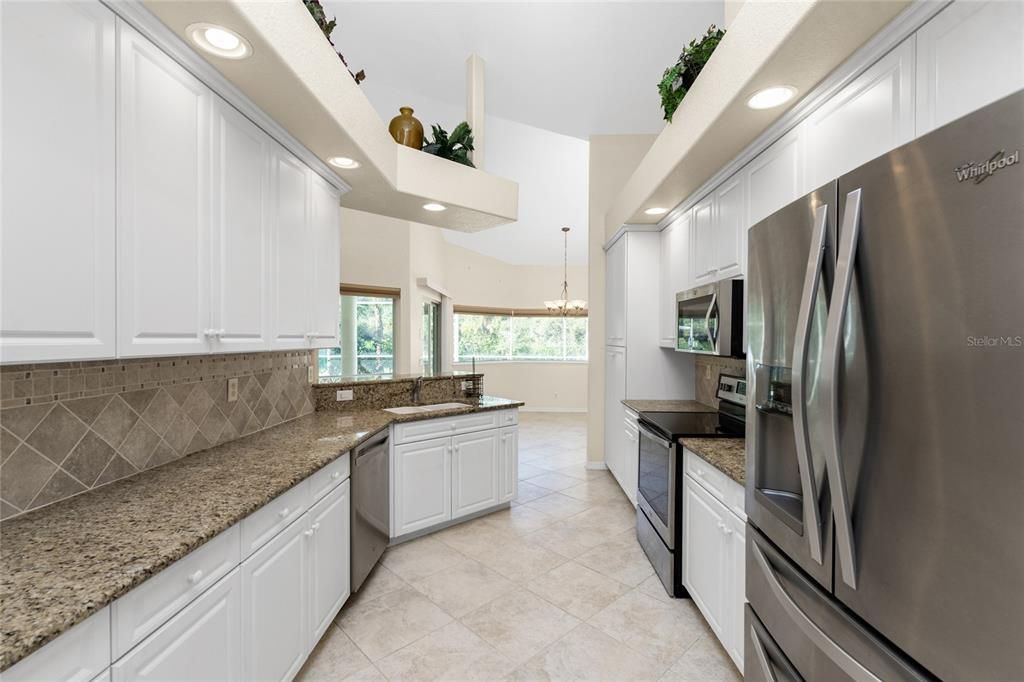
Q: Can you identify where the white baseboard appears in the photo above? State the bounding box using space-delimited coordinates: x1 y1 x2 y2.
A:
519 407 587 414
585 462 609 470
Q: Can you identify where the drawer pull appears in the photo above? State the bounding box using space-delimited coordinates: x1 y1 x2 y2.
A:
304 529 314 537
278 507 290 519
331 471 341 480
311 523 320 532
187 570 204 585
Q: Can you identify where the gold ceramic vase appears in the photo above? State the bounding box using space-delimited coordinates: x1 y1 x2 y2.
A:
388 106 424 149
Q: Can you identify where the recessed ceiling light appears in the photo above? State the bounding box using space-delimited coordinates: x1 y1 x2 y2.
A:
328 156 360 169
644 207 668 216
423 203 447 212
746 86 797 110
186 23 252 60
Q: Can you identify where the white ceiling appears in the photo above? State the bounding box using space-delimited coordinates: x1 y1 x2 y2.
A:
325 1 725 140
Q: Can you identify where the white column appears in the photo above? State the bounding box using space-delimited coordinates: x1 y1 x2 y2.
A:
466 54 485 169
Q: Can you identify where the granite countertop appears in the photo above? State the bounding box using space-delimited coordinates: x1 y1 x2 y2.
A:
0 395 522 671
681 437 746 485
621 399 716 413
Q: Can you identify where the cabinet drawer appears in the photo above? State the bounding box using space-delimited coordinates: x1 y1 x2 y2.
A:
392 410 507 445
112 524 240 659
725 476 746 521
309 452 350 503
240 480 310 557
4 606 110 682
685 448 729 502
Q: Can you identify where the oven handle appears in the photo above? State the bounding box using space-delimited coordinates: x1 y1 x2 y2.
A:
638 423 672 450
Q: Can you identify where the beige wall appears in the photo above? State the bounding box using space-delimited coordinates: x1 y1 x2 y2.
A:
340 208 589 411
586 134 656 464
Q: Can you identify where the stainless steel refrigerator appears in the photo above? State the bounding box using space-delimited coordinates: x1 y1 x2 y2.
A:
745 91 1024 681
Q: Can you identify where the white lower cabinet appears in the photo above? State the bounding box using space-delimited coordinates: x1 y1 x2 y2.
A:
393 437 452 536
112 569 242 682
683 451 746 673
391 410 518 539
451 430 501 519
308 481 351 643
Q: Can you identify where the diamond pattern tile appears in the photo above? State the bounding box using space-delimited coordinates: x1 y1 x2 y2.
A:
0 403 53 439
91 397 139 450
142 391 179 436
182 385 214 426
1 445 57 509
119 421 161 470
25 404 87 464
63 432 117 487
63 395 113 426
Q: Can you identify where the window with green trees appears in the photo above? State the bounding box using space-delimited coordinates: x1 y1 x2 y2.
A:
318 294 395 378
454 312 587 362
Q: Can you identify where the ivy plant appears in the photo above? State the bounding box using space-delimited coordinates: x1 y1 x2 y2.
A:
303 0 365 84
658 25 725 122
422 122 475 168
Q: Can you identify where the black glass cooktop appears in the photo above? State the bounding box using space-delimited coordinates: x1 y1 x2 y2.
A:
638 410 742 441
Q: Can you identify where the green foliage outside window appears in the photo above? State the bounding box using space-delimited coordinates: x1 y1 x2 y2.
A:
454 313 587 362
319 295 394 378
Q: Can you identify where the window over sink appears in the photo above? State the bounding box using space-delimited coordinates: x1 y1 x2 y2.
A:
318 285 397 379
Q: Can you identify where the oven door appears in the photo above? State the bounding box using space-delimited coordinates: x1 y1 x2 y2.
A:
637 423 676 548
676 284 719 354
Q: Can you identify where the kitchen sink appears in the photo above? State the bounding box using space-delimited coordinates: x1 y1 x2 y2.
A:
383 402 469 415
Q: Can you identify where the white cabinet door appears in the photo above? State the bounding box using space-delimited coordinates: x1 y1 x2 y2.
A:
691 195 716 285
802 39 915 190
724 512 746 672
746 126 804 228
117 22 211 357
605 237 627 346
621 411 639 506
307 480 350 645
210 97 270 352
683 475 729 637
112 570 242 682
498 426 518 503
393 437 451 536
308 174 341 348
659 223 674 347
714 174 746 279
669 209 693 313
603 345 626 481
916 0 1024 134
451 430 501 519
270 147 311 350
0 1 116 363
659 213 691 348
241 515 308 682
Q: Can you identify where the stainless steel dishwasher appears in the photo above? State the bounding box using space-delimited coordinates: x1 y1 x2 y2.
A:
351 430 389 593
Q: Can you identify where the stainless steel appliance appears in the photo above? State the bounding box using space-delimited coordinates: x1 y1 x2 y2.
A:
636 376 746 597
745 92 1024 681
350 430 389 593
676 279 744 356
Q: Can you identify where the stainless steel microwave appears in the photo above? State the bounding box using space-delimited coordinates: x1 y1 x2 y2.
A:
676 280 744 357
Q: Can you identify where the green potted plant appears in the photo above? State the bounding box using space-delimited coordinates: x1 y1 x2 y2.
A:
303 0 365 84
658 25 725 122
421 122 475 168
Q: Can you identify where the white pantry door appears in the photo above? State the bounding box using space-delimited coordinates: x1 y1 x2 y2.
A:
117 22 211 357
0 1 116 363
210 97 270 352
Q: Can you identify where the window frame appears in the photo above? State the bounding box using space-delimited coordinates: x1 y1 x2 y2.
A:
453 306 588 364
318 284 400 380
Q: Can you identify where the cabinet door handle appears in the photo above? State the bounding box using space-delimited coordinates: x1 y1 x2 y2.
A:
304 529 314 537
187 570 204 584
278 508 290 518
204 328 217 338
311 523 320 532
331 471 341 480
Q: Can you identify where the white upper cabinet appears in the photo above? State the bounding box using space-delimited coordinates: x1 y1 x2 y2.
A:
270 149 312 349
605 236 627 347
210 98 270 352
117 22 211 357
691 195 716 285
915 0 1024 134
659 210 692 348
746 126 805 229
308 174 342 347
713 174 746 280
1 1 116 363
802 39 915 189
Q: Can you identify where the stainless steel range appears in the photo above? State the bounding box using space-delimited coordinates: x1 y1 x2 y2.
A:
636 376 746 597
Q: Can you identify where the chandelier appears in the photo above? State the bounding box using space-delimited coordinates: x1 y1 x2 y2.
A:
544 227 587 316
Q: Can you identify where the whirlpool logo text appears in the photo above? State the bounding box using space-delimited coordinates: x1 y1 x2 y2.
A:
954 149 1020 184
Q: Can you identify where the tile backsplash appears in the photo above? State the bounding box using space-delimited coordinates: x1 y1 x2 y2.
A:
696 355 747 407
0 351 314 519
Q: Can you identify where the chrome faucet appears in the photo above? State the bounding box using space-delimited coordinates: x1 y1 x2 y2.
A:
411 376 425 404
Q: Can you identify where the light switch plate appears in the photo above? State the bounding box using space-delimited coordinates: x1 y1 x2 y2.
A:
336 389 353 401
227 377 239 403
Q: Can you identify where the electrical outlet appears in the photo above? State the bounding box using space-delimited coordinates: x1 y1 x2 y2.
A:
336 389 353 401
308 366 316 383
227 377 239 403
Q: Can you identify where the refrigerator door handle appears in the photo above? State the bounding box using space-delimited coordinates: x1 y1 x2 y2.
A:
821 188 862 590
749 623 780 682
752 539 880 682
705 290 719 349
791 204 828 565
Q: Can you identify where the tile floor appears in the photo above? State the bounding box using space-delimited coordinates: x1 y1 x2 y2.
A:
296 412 740 682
